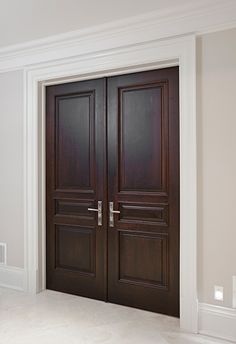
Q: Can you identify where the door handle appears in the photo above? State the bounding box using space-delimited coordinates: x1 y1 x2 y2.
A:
109 202 120 227
88 201 102 226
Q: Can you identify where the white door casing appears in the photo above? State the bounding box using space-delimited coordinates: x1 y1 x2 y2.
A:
23 35 197 332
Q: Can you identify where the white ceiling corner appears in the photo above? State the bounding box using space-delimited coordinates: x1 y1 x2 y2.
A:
0 0 235 72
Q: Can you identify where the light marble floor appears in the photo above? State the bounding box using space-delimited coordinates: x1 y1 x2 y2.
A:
0 287 230 344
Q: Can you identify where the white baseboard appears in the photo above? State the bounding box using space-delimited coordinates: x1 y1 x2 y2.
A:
0 265 27 291
199 303 236 342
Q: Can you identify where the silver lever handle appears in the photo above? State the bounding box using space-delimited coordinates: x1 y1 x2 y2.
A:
109 202 120 227
88 201 102 226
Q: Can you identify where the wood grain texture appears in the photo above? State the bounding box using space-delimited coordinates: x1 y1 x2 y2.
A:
46 67 179 317
46 78 107 301
107 67 179 317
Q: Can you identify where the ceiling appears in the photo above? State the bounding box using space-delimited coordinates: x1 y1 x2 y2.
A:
0 0 233 48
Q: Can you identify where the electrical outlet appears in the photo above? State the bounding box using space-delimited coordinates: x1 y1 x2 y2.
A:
0 243 7 265
233 276 236 308
214 285 224 301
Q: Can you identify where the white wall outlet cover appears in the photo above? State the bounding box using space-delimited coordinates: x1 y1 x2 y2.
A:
0 242 7 265
214 285 224 301
233 276 236 308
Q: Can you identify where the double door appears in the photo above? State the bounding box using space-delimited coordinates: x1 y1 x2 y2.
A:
46 67 179 317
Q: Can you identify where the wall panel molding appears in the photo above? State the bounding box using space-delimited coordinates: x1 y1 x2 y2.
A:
0 0 235 72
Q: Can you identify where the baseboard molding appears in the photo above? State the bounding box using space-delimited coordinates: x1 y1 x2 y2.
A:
0 265 27 291
199 303 236 342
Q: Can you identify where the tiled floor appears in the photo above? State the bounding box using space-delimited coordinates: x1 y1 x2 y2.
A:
0 287 230 344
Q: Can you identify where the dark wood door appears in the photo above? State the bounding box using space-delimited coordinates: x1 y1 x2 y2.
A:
46 68 179 316
107 68 179 317
46 78 107 301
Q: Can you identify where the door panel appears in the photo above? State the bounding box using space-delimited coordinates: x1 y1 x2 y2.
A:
107 68 179 316
56 94 94 189
119 231 168 287
119 85 163 191
46 79 107 300
55 225 95 275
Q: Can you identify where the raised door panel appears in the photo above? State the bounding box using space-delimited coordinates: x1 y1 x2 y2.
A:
46 78 107 300
118 202 169 226
56 225 95 275
119 84 167 193
55 200 94 218
119 231 168 288
56 93 95 190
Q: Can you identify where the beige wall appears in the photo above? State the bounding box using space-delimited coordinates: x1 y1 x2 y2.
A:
197 28 236 307
0 28 236 307
0 70 24 268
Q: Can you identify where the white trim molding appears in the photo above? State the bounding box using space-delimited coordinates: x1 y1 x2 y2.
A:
24 33 198 333
199 303 236 342
0 265 27 291
0 0 235 72
0 1 235 337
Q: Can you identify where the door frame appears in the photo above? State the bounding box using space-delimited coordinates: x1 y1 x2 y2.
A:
24 35 197 332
